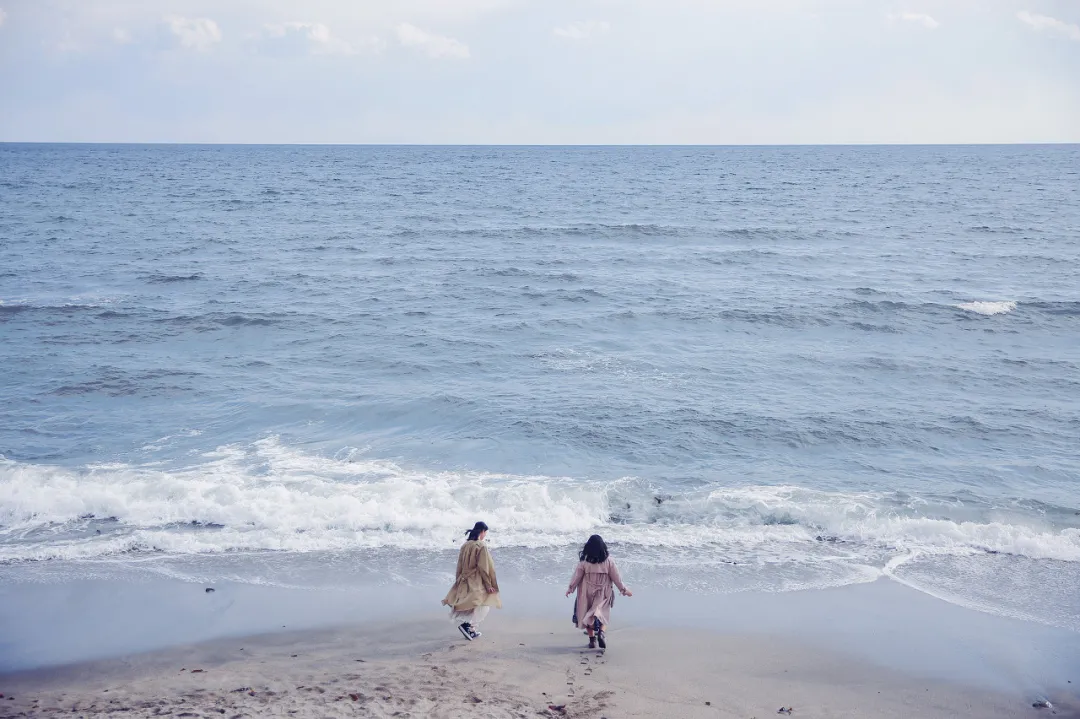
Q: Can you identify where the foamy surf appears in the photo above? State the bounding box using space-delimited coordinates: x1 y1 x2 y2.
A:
1 438 1077 566
956 300 1017 316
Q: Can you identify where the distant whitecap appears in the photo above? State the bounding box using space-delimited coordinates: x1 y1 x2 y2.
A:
956 300 1017 316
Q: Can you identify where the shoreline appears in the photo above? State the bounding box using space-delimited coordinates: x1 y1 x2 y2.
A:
2 618 1074 719
1 578 1077 717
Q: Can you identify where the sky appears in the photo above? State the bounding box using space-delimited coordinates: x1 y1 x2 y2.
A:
0 0 1078 144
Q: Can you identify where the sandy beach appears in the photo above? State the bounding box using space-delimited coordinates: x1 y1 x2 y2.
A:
2 608 1071 719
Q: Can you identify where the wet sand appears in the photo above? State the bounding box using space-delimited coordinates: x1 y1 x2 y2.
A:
2 613 1071 719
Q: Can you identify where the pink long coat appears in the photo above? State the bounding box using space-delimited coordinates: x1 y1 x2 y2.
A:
568 558 627 629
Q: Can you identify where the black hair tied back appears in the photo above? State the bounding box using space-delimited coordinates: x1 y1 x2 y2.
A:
466 521 489 541
580 534 609 564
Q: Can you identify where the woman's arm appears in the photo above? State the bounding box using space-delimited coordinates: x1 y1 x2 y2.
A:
565 562 585 597
609 559 631 596
478 545 499 593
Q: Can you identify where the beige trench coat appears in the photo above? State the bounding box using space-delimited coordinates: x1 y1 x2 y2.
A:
442 540 502 611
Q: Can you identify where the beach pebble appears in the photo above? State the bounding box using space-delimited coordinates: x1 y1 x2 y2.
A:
778 707 794 715
1033 699 1052 709
205 587 215 593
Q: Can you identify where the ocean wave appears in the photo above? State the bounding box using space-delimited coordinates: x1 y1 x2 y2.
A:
1 439 1076 565
956 300 1017 316
520 222 688 238
153 312 285 328
0 301 106 316
1029 301 1080 317
144 273 203 284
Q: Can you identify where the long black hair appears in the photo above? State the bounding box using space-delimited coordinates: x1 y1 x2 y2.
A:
579 534 609 564
465 521 489 541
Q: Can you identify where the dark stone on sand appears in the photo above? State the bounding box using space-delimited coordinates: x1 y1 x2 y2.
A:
205 587 215 593
705 701 711 705
1033 699 1052 709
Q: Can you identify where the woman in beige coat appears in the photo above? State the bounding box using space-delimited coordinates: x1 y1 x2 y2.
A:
566 534 632 649
442 521 501 641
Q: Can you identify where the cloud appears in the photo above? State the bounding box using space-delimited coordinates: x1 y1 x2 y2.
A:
1017 11 1080 41
553 20 611 41
0 8 6 28
112 27 132 44
164 15 222 51
396 23 470 59
887 12 939 30
260 21 381 56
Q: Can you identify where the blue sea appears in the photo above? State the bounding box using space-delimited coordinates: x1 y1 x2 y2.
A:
1 144 1078 633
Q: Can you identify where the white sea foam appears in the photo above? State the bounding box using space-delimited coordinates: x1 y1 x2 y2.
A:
956 300 1017 316
1 438 1077 567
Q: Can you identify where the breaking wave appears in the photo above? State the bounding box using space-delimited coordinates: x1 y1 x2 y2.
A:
1 438 1076 567
956 300 1017 316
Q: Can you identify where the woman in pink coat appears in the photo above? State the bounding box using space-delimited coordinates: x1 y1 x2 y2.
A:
565 534 632 649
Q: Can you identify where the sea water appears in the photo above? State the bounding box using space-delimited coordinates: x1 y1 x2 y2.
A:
1 144 1078 632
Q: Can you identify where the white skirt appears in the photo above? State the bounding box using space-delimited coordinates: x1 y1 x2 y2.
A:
449 605 490 627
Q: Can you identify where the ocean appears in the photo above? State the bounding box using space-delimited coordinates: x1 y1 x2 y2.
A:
1 144 1078 634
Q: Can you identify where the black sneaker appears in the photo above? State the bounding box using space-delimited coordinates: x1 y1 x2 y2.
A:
459 623 474 641
469 629 482 639
588 635 596 649
597 630 606 649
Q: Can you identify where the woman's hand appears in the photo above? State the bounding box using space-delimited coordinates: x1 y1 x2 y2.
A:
622 588 633 597
486 587 497 594
565 590 573 598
